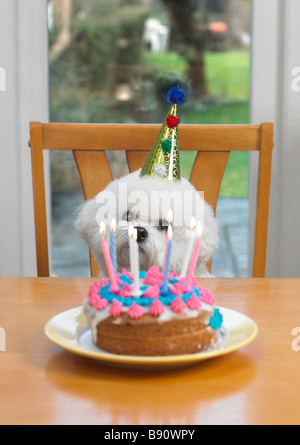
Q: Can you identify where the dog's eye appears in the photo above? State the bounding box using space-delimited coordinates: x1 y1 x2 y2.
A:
159 219 169 231
124 211 133 222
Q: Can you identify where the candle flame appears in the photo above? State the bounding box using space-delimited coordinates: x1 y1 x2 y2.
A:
167 209 173 224
191 216 196 231
168 224 173 240
110 218 116 232
100 221 106 236
128 224 134 238
196 221 202 238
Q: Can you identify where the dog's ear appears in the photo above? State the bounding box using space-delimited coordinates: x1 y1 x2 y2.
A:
74 199 100 245
198 202 219 264
75 198 111 276
75 199 106 265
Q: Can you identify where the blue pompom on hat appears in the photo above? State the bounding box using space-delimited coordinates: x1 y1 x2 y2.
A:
166 86 186 105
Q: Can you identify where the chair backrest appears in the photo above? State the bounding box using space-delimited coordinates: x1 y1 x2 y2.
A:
29 122 273 278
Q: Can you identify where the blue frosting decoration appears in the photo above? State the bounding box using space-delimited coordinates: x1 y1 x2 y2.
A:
210 308 223 330
120 274 132 284
99 274 202 308
166 86 185 105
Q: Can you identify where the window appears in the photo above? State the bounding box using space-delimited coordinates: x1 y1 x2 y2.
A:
48 0 251 277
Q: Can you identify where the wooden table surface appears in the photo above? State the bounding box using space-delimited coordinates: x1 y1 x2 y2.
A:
1 277 300 425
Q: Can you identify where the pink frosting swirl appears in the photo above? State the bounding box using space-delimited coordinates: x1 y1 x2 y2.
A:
127 302 144 319
171 296 186 313
186 293 201 310
88 294 100 308
183 276 198 292
88 282 101 299
198 286 215 305
149 299 165 317
144 285 160 299
114 273 124 287
118 283 134 298
93 297 109 311
109 299 123 317
88 291 108 311
99 278 109 287
143 265 163 286
121 268 134 281
88 282 110 310
170 278 185 297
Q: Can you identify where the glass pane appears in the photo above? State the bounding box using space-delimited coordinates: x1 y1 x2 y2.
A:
48 0 251 277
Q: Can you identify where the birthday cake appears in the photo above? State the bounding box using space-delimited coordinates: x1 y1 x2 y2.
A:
83 266 223 356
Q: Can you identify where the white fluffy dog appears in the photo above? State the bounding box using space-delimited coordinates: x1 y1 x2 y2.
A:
75 169 219 277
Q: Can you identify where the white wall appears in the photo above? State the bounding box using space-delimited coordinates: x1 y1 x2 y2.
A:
250 0 300 277
0 0 49 276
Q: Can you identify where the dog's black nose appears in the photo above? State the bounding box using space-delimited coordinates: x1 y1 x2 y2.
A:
135 226 148 243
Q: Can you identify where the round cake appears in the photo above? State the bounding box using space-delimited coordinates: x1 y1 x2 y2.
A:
83 266 223 356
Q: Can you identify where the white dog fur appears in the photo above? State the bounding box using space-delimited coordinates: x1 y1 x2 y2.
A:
75 169 219 277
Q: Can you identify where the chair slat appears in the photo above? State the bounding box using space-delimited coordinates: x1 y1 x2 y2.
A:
189 151 230 215
73 150 113 200
126 151 149 173
42 123 261 152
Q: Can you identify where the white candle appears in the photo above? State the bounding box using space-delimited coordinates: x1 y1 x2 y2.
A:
132 228 141 297
161 225 173 294
180 217 196 277
163 209 173 274
128 224 134 274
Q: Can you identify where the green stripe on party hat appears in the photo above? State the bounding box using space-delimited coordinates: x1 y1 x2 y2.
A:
140 86 185 182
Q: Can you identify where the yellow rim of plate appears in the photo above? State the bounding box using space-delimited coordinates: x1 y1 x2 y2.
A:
44 306 258 366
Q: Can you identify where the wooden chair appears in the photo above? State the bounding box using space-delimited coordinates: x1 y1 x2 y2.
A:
29 122 274 278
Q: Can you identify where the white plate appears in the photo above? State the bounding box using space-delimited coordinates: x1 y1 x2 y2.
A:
44 306 258 370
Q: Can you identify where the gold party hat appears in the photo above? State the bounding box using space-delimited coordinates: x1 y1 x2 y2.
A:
140 86 185 182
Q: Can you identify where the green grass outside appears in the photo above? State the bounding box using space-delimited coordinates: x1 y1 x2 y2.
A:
145 50 250 197
204 50 250 99
180 101 249 197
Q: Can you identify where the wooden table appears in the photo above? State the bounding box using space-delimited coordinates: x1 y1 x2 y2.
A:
1 277 300 425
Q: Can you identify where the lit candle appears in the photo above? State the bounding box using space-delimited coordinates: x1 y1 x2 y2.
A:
186 222 202 289
100 221 118 291
180 217 196 277
163 209 173 274
132 228 141 297
161 225 173 294
110 219 117 275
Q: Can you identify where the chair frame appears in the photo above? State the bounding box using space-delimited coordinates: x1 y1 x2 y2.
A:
29 122 273 278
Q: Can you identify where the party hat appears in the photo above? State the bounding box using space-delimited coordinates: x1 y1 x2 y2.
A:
140 86 185 182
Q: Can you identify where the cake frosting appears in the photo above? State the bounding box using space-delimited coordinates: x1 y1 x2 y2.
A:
83 266 224 356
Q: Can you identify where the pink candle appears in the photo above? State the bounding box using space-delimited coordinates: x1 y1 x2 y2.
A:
100 222 119 291
186 222 202 289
